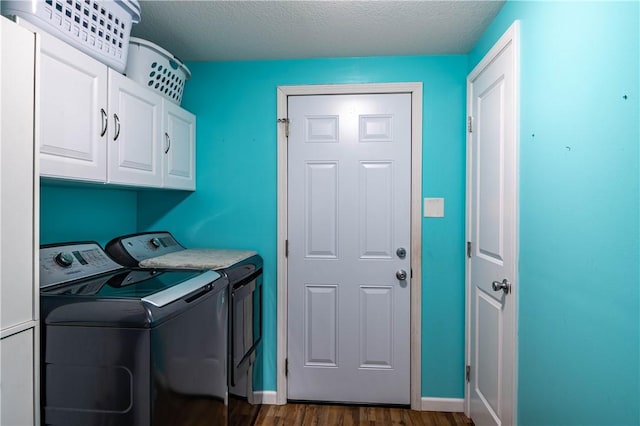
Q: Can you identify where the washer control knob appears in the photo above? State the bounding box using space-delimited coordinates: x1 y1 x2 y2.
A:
150 238 162 248
55 252 74 268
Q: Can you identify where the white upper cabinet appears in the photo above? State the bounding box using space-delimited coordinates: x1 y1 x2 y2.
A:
35 24 195 190
108 70 163 187
163 100 195 190
39 29 108 182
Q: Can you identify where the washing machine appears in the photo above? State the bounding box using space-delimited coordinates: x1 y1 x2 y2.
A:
39 241 229 426
105 231 263 426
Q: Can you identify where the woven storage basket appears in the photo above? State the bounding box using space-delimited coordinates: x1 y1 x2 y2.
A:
2 0 140 73
126 37 191 105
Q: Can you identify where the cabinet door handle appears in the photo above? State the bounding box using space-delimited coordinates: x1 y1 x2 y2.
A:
164 132 171 154
100 108 108 137
113 114 121 141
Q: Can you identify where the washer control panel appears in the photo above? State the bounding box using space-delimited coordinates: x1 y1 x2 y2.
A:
40 242 123 288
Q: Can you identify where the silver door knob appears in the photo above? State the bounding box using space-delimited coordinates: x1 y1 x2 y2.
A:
492 278 511 294
396 269 407 280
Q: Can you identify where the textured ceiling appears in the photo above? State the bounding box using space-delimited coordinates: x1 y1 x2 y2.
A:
132 1 505 62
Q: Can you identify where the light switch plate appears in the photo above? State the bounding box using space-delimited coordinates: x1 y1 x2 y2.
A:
424 198 444 218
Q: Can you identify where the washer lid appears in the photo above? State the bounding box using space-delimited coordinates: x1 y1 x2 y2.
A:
41 269 227 328
41 269 207 299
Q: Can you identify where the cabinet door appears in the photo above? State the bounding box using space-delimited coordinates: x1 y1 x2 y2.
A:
1 17 35 331
0 329 35 426
108 70 163 187
39 29 108 182
163 101 196 190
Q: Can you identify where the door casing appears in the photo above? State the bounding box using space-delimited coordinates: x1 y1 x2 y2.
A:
465 21 520 423
276 83 423 409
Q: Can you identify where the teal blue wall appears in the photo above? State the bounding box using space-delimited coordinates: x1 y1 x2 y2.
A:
137 56 469 397
39 2 639 420
40 183 137 246
470 2 640 425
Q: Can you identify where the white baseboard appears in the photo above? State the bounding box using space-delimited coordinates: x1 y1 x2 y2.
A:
253 390 279 405
253 392 463 411
421 397 464 412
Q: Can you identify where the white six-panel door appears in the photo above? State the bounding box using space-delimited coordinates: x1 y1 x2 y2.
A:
287 93 411 404
467 22 519 426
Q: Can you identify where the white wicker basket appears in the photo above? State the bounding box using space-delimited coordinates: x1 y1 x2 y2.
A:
2 0 141 74
126 37 191 105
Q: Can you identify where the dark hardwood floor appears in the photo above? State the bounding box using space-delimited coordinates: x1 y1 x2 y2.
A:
254 403 473 426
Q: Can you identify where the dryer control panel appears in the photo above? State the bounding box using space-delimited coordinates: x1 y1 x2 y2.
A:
105 231 185 266
40 242 123 288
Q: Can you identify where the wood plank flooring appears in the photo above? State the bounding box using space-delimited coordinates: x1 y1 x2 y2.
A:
254 403 473 426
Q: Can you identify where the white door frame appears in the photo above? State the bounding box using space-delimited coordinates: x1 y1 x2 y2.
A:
465 21 520 422
276 83 423 409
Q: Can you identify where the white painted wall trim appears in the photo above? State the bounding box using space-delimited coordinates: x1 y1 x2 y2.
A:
465 20 520 421
276 83 423 409
253 391 279 405
421 397 465 413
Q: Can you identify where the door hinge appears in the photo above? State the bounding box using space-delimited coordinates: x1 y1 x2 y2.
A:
278 118 290 138
285 239 289 257
467 241 472 258
285 358 289 377
467 116 473 133
466 365 471 383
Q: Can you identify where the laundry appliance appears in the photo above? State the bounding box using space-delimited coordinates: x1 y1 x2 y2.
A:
105 231 263 426
39 241 229 426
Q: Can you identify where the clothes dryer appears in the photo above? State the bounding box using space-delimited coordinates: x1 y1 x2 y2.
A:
105 232 263 426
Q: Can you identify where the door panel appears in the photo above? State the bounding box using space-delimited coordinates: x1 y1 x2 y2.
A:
468 24 518 426
359 286 393 368
306 116 339 142
476 290 502 418
305 162 338 258
359 115 393 142
1 18 36 331
477 81 506 264
304 285 338 366
287 93 411 404
107 69 162 187
359 162 393 258
39 30 107 181
0 329 35 426
164 102 196 190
